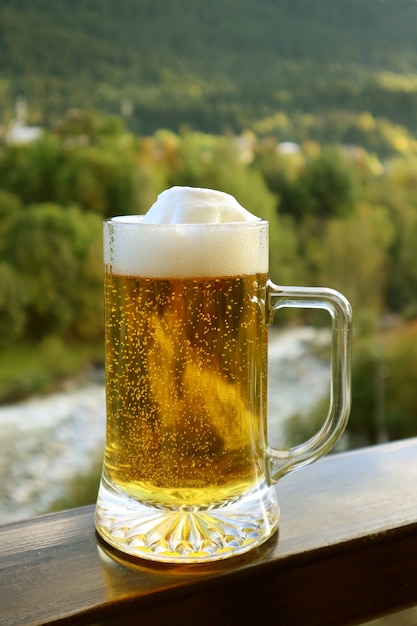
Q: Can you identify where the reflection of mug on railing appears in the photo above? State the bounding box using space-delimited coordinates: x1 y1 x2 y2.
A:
95 187 352 563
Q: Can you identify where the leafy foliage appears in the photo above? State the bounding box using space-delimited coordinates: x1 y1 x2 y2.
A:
0 196 103 343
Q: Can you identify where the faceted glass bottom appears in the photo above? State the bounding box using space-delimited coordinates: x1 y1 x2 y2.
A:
95 475 279 563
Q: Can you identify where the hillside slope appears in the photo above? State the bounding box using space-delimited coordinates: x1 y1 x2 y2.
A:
1 0 417 136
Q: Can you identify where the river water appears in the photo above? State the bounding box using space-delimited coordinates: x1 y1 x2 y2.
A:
0 327 330 526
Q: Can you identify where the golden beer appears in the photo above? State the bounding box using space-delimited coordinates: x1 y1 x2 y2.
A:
103 270 268 508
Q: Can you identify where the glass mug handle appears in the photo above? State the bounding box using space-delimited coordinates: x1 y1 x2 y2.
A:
266 281 352 481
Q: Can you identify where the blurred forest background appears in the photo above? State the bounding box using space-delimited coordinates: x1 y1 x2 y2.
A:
2 0 417 452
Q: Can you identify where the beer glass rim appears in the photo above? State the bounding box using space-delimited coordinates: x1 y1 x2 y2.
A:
105 216 269 229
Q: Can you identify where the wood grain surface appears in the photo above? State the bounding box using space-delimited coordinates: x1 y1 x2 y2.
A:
1 437 417 625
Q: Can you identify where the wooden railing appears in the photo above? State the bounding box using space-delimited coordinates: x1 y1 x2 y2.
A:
1 437 417 626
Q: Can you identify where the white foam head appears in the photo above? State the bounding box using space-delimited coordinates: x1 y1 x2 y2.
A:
105 187 268 278
142 186 260 224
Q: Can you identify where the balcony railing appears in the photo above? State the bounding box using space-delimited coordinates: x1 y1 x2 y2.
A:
1 437 417 625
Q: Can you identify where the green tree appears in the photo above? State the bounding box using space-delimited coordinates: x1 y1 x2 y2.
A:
0 262 27 346
315 202 394 317
376 157 417 315
0 191 27 345
253 142 308 219
383 325 417 440
53 143 135 217
0 129 136 217
0 135 63 205
300 147 359 221
4 203 103 339
255 145 358 228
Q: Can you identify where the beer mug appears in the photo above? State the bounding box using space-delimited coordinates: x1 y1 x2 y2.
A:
95 214 351 563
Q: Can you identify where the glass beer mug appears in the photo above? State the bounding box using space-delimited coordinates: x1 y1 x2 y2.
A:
95 196 351 564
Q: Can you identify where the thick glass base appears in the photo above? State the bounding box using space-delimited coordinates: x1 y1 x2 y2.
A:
95 475 280 563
